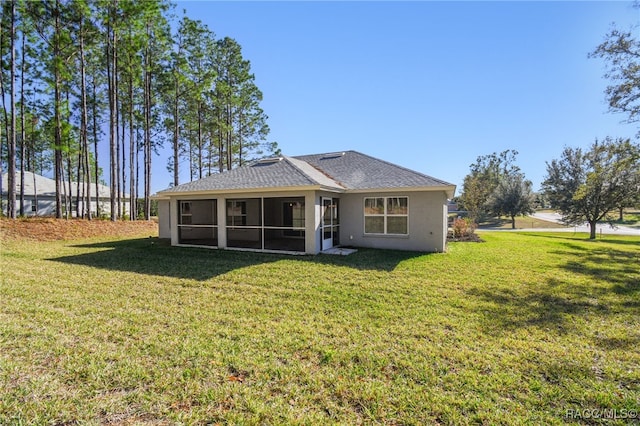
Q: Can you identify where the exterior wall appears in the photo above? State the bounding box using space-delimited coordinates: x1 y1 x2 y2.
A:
158 200 171 238
160 189 449 254
339 190 449 252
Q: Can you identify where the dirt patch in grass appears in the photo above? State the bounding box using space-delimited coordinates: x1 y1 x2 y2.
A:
0 217 158 241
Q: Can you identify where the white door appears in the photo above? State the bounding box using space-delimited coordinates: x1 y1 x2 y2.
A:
322 198 338 250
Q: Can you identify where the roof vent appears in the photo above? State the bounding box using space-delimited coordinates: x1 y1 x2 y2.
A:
253 157 283 166
320 152 346 160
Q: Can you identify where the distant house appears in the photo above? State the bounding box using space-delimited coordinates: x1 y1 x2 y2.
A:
154 150 455 254
1 171 128 217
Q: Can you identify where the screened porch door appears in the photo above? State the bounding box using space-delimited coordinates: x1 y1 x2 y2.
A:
321 197 339 251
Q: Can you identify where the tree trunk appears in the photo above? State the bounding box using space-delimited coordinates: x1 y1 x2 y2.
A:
589 220 597 239
143 23 152 220
92 74 100 218
511 215 516 229
8 0 16 218
136 128 140 220
619 207 624 222
116 46 122 220
65 87 72 219
0 7 6 216
128 68 135 220
63 150 70 219
79 18 91 220
19 23 26 217
107 10 117 221
226 104 232 171
197 102 203 179
53 0 63 219
119 86 124 219
76 138 81 217
173 78 179 186
32 168 37 215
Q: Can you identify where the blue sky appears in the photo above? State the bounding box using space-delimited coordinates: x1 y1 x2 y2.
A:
153 0 639 195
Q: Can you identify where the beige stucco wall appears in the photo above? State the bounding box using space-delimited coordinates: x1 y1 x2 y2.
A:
338 190 448 252
158 200 171 239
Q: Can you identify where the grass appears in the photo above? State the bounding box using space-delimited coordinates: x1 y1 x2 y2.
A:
477 215 565 230
613 210 640 229
1 230 639 424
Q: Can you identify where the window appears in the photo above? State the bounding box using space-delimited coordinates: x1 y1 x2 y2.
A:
227 200 247 226
178 199 217 246
180 201 192 225
282 201 305 237
364 196 408 235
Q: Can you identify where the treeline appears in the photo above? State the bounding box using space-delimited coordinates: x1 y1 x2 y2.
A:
0 0 278 220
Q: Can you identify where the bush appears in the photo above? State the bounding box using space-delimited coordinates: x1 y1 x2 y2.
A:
452 217 477 238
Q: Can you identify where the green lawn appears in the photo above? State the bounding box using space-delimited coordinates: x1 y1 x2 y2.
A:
1 232 638 424
477 215 566 230
614 210 640 229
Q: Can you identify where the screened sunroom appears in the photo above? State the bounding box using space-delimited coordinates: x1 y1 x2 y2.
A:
226 197 306 253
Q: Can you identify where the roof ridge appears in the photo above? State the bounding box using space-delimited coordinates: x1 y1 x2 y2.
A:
280 156 320 186
284 156 345 189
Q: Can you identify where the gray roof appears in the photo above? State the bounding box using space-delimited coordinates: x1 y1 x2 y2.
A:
157 157 344 194
156 150 455 196
1 171 119 198
296 151 454 190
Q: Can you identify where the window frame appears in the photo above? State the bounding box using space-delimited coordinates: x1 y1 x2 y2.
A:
227 200 248 227
177 199 218 247
363 196 409 235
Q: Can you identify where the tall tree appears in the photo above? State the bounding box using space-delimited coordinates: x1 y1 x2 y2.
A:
179 17 216 181
460 149 520 221
0 0 17 218
104 0 119 220
488 173 535 229
212 37 275 172
68 0 95 219
141 0 170 218
18 10 27 217
163 14 192 187
542 137 640 239
590 22 640 135
25 0 75 218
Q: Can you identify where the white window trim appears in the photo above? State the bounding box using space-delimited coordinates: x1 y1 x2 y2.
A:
363 196 409 235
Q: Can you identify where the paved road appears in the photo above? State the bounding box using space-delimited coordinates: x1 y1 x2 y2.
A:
481 212 640 236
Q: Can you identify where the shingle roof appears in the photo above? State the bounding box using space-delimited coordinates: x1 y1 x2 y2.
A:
156 150 454 195
295 151 454 190
157 157 344 194
1 171 119 198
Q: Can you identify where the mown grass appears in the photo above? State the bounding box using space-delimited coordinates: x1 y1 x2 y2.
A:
477 215 565 229
614 210 640 229
1 231 639 425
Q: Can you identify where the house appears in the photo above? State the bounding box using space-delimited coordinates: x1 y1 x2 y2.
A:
153 150 456 254
1 171 129 217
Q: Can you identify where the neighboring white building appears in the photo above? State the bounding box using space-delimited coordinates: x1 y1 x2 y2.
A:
1 171 129 217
